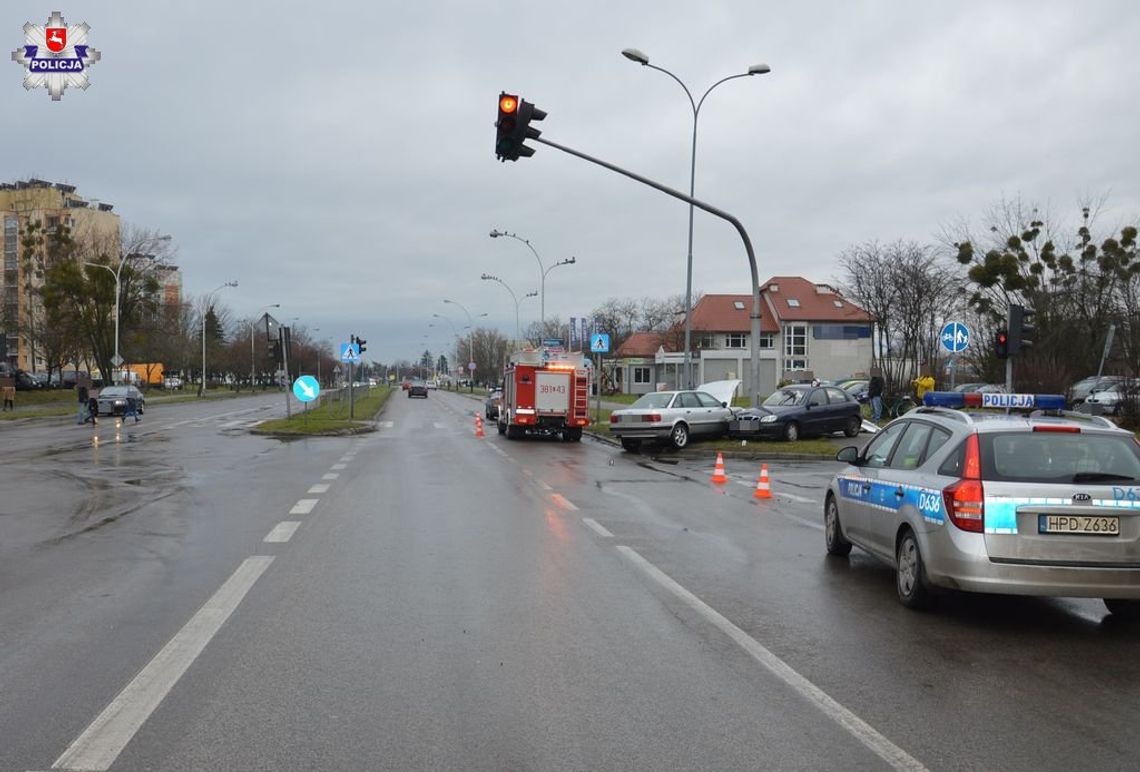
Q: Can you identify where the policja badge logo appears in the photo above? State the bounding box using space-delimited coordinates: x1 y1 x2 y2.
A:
11 10 101 101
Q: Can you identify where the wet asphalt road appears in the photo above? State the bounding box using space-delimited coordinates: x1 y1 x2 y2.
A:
1 389 1138 771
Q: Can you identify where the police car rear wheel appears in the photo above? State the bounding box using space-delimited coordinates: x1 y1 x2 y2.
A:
1103 599 1140 621
824 495 852 556
896 529 931 609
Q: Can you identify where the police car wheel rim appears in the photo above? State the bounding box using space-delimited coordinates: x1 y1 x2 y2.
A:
898 539 918 596
825 501 838 544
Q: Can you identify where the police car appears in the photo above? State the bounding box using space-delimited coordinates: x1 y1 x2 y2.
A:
825 391 1140 618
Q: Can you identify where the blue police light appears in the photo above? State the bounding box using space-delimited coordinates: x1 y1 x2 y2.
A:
922 392 1066 410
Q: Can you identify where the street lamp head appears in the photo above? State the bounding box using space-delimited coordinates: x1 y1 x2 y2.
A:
226 281 238 288
480 273 492 280
748 63 771 75
489 230 502 238
525 291 538 298
622 48 649 65
477 312 488 318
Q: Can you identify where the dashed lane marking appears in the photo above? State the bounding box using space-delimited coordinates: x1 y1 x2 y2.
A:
330 464 347 470
617 547 928 772
308 484 330 494
582 518 613 538
51 557 275 772
263 521 302 543
322 473 339 480
289 499 318 516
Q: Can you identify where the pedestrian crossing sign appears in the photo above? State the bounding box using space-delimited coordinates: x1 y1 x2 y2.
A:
590 333 610 354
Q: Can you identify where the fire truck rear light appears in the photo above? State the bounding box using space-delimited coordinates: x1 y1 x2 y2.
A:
516 408 535 415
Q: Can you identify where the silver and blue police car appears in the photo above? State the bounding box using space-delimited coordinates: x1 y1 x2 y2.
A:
825 391 1140 618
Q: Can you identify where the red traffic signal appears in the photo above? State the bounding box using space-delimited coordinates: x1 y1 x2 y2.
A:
495 92 545 162
995 331 1009 359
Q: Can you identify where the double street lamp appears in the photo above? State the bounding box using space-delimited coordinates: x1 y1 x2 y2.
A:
441 299 487 392
82 234 171 383
200 281 238 396
481 273 537 346
622 47 769 389
488 230 575 330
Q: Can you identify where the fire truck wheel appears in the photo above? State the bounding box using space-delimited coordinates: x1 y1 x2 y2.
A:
497 420 506 435
506 425 524 440
562 428 582 442
669 422 690 450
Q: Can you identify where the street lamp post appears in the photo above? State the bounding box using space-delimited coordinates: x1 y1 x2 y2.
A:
83 235 171 384
200 281 238 396
488 230 575 332
249 303 280 391
622 47 769 389
481 273 537 347
442 299 487 392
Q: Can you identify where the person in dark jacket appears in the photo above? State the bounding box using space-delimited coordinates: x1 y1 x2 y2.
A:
77 384 89 424
868 367 885 422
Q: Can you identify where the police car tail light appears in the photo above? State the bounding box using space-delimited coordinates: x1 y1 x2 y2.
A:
943 434 984 533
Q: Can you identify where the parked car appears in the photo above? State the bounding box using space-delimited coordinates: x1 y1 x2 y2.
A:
730 384 862 442
12 369 43 390
825 393 1140 618
426 380 439 390
1067 375 1125 409
1084 380 1140 416
163 376 183 390
485 388 503 419
610 381 739 452
951 383 1007 394
95 385 145 416
49 370 81 389
842 379 869 402
408 380 428 398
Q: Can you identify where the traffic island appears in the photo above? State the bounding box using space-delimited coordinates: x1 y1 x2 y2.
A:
253 386 392 437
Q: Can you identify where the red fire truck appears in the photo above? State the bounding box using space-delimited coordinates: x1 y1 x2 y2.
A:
497 348 591 441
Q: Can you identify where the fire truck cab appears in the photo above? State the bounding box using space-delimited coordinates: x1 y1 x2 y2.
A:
497 348 591 442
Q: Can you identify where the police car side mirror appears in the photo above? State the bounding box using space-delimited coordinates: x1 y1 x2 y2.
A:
836 446 860 465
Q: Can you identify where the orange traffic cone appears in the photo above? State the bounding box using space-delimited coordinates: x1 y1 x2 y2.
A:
475 415 485 438
753 463 772 499
710 452 728 484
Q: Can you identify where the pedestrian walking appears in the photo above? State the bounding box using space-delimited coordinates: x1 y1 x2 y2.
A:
123 390 141 423
912 369 936 403
868 367 885 422
86 394 99 425
77 384 89 424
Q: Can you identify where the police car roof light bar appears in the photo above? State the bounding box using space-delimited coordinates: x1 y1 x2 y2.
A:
922 392 1066 411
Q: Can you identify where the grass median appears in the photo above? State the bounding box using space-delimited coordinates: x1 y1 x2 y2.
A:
255 386 391 435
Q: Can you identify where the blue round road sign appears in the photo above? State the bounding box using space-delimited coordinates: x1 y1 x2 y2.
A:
293 375 320 403
940 322 970 353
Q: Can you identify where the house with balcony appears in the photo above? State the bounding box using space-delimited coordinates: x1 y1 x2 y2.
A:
610 276 873 398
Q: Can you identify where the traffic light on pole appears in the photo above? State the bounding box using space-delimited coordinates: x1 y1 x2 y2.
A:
1008 304 1035 355
357 338 367 354
495 92 546 162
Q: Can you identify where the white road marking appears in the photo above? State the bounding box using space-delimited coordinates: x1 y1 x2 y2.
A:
338 456 354 463
617 547 927 772
582 518 613 538
538 480 553 491
289 499 318 515
51 556 275 772
322 473 339 480
379 420 394 428
263 521 302 543
308 483 330 494
551 493 577 511
331 463 347 470
776 491 817 504
434 422 448 429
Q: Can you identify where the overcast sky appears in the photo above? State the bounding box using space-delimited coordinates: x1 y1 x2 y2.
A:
5 1 1139 363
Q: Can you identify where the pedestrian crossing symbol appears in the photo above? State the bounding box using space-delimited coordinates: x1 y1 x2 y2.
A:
590 333 610 354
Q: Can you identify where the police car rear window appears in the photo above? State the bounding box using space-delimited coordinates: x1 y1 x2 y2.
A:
979 432 1140 483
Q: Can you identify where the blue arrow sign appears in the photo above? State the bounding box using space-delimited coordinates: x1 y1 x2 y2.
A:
940 322 970 353
293 375 320 403
590 333 610 354
339 342 361 363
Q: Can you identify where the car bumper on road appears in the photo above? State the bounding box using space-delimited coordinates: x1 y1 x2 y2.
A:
610 427 671 441
922 527 1140 599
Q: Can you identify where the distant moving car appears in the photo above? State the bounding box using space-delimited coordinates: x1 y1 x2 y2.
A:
485 388 503 419
163 376 183 390
825 391 1140 618
609 381 739 452
95 385 145 416
408 380 428 398
730 384 861 442
400 380 412 391
426 380 438 390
